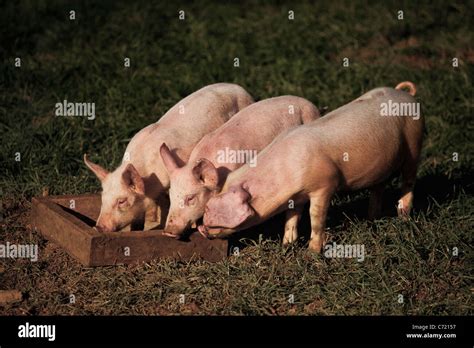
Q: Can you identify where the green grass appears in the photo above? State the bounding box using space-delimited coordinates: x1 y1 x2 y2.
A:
0 0 472 315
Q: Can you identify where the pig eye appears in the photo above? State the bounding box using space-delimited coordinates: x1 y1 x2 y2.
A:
118 198 128 207
184 194 196 206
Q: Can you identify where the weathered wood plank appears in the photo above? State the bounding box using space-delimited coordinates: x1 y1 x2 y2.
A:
31 197 94 265
90 230 228 266
31 195 229 266
45 194 102 222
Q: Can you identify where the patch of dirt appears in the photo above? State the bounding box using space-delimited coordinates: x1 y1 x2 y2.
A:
393 36 420 49
32 114 52 129
35 52 56 63
462 48 474 63
304 299 328 314
335 34 437 70
395 55 435 69
337 34 389 62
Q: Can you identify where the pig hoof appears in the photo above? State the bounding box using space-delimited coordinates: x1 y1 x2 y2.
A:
308 240 324 253
282 237 297 246
397 208 411 221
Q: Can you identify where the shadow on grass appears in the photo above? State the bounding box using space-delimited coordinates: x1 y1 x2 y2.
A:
228 173 473 251
47 173 472 255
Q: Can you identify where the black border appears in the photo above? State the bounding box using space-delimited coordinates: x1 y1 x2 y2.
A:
0 315 471 345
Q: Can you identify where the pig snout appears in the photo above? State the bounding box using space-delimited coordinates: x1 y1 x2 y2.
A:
95 222 114 233
197 225 209 238
162 231 180 238
95 214 120 232
200 209 224 238
163 226 182 238
163 215 190 238
197 225 222 239
202 206 215 229
202 185 254 230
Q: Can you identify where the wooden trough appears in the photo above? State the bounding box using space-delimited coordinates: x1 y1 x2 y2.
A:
31 194 228 266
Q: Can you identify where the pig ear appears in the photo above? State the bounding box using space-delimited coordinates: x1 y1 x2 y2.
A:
193 159 219 190
122 163 145 195
160 143 179 174
84 154 109 181
205 185 255 229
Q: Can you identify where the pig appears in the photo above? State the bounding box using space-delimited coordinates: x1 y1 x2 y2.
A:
199 82 424 252
83 83 254 232
159 96 321 237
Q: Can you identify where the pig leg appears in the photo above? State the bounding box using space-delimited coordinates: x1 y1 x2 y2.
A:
308 190 332 252
368 183 385 220
283 204 304 245
397 161 417 217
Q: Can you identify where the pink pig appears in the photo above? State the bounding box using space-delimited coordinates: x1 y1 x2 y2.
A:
199 82 424 252
84 83 254 232
159 96 321 237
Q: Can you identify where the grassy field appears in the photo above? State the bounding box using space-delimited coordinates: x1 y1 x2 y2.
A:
0 0 472 315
